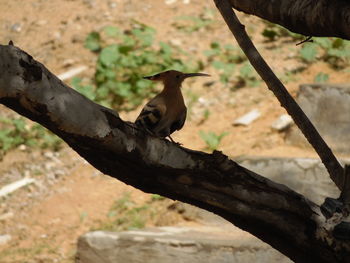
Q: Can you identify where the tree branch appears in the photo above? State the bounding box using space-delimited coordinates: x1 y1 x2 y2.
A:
1 44 350 262
229 0 350 40
214 0 344 192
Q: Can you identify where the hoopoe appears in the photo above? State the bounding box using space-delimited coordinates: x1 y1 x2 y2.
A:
135 70 210 142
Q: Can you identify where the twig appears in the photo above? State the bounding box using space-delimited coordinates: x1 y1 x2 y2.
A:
340 165 350 208
213 0 344 190
57 65 88 81
296 36 313 46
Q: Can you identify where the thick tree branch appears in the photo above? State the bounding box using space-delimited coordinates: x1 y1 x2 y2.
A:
1 45 350 262
229 0 350 40
214 0 344 192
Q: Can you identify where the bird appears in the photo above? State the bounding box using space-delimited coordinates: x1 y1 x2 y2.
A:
135 70 210 143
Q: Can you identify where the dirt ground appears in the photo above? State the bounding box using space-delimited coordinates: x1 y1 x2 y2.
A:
0 0 349 262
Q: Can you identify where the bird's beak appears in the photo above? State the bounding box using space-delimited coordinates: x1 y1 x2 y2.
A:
183 73 210 79
143 75 154 80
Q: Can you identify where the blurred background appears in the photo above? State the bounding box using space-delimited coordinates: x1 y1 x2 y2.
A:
0 0 349 262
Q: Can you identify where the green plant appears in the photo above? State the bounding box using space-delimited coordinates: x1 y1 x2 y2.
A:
197 108 211 125
83 22 202 111
278 71 299 84
314 72 329 83
151 194 165 201
199 130 229 151
237 61 260 88
298 38 350 68
0 117 62 156
102 192 147 230
0 117 27 153
71 77 96 101
261 22 304 42
261 22 350 68
203 109 210 120
299 43 318 63
96 192 170 232
204 42 259 88
173 8 215 33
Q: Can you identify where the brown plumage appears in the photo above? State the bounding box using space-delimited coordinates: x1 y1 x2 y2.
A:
135 70 210 142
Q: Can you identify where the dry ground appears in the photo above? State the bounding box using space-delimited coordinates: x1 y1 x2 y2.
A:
0 0 349 262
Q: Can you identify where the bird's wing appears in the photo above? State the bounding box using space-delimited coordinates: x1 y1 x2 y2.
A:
169 107 187 134
135 98 166 133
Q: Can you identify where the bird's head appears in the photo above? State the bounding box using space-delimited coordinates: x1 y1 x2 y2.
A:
143 70 210 88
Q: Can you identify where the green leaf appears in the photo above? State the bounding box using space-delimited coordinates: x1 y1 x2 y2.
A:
314 38 332 49
115 83 132 97
212 60 226 70
203 49 218 57
199 131 229 151
300 44 318 62
77 85 96 100
210 42 220 50
136 79 150 90
119 45 133 55
332 38 344 49
85 32 101 52
103 26 121 37
262 29 278 40
96 86 110 99
99 45 120 66
159 42 172 55
314 72 329 83
71 76 82 88
328 48 345 58
82 23 204 111
12 118 26 132
223 44 236 51
240 63 254 78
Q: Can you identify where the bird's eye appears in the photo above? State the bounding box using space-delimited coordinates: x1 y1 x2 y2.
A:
176 75 180 79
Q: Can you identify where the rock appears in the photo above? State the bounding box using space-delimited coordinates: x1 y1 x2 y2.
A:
233 109 261 126
169 38 182 47
165 0 177 4
286 84 350 154
0 234 11 245
76 227 291 263
271 114 293 131
0 178 36 198
10 23 22 32
18 144 27 151
57 66 88 81
236 156 341 204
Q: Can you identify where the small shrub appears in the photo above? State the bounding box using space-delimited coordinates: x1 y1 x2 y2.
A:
199 130 229 151
82 22 202 111
204 42 259 89
0 117 62 156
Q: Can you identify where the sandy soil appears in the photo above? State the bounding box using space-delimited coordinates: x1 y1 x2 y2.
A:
0 0 349 262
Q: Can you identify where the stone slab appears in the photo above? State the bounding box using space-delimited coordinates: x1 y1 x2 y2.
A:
236 156 341 204
76 226 291 263
286 84 350 153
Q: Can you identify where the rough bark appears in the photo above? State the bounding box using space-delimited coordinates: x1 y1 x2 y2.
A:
1 44 350 262
229 0 350 40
